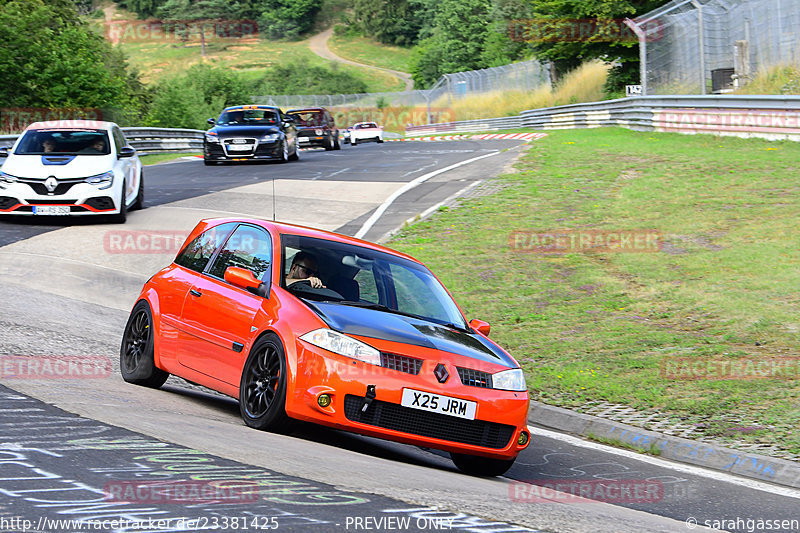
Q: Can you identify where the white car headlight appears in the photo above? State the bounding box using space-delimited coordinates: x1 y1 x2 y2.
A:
205 134 220 143
261 133 279 142
0 171 19 188
84 171 114 190
315 129 323 135
300 328 381 366
492 368 527 391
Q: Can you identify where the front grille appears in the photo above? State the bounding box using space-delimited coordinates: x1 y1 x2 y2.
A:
19 177 83 196
0 196 18 209
380 353 422 375
84 197 115 210
457 367 493 388
25 199 75 205
344 395 514 449
223 138 256 156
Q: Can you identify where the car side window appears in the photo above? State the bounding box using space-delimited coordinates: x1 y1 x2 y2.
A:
111 127 125 152
174 222 237 273
208 224 272 282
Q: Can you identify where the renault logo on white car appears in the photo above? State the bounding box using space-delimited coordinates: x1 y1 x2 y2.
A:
44 176 58 193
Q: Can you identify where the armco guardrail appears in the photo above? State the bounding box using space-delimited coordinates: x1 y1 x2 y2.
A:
0 128 205 153
406 116 521 135
407 96 800 142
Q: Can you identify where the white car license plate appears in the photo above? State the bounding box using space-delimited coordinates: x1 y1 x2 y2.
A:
401 388 476 420
298 137 309 143
33 205 70 216
228 144 251 151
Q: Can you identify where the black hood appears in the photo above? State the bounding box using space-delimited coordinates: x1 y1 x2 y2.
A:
209 125 281 137
305 301 516 368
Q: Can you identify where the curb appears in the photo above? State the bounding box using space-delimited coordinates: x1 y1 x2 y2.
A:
390 133 548 142
529 401 800 489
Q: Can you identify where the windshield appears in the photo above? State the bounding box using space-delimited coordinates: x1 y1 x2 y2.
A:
355 123 377 129
217 108 279 126
15 129 110 155
287 110 325 127
281 234 467 329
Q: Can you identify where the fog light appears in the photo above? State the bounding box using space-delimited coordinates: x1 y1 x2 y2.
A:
518 431 530 446
317 394 332 408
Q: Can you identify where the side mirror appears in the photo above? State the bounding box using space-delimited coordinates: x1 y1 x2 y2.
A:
469 319 491 336
224 266 271 297
118 146 136 159
207 118 216 125
0 147 9 158
283 116 294 123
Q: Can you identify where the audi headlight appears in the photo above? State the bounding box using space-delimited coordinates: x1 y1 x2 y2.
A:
492 368 527 391
205 133 220 143
84 171 114 190
315 129 323 135
261 133 279 142
300 329 381 366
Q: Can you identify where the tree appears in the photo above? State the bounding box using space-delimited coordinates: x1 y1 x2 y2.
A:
522 0 671 89
350 0 428 46
158 0 244 56
257 0 323 40
0 0 144 117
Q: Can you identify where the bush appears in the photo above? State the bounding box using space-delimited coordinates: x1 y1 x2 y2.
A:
253 61 368 95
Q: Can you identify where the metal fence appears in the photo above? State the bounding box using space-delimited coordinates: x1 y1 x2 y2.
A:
628 0 800 95
250 60 551 109
407 95 800 142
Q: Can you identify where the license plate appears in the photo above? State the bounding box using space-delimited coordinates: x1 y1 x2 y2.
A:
32 205 70 215
227 144 252 151
401 388 477 420
298 137 309 143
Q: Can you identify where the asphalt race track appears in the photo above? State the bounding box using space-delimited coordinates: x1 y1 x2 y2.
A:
1 140 799 533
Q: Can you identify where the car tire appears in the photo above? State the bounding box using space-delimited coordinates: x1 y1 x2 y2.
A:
120 300 169 388
450 453 516 477
132 170 144 210
288 141 300 161
239 333 292 432
325 134 334 151
111 179 127 224
279 141 289 163
203 159 216 166
377 137 384 143
334 134 341 150
352 138 358 146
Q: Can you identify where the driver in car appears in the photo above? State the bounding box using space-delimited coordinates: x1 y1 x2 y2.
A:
286 251 326 289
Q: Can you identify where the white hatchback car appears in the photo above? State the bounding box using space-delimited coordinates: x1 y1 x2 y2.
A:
0 120 143 223
349 122 384 145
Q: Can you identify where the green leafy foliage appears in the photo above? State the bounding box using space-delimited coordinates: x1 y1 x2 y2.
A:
348 0 428 46
252 61 368 95
0 0 145 121
258 0 323 40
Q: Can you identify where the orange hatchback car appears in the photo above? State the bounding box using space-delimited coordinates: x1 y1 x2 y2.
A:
121 217 531 476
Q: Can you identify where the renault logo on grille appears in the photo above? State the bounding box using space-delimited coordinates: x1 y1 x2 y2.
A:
434 363 449 383
44 176 58 193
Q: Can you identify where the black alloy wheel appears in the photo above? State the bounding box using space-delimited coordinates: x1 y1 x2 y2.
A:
239 333 291 431
120 300 169 387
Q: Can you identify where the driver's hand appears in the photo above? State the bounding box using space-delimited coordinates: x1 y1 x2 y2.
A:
308 276 325 289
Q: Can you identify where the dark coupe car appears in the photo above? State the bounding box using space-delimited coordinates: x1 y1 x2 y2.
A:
204 105 299 165
286 107 341 151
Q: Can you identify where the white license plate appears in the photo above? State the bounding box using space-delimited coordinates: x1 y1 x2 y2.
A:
227 144 252 151
298 137 309 143
401 388 477 420
33 205 70 215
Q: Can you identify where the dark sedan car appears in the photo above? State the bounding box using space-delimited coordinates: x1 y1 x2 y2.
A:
204 105 299 165
286 107 340 151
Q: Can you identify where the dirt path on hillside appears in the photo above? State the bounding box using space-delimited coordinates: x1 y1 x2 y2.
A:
308 28 414 91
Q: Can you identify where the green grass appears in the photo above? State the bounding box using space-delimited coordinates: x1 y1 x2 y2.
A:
327 33 413 73
389 128 800 454
140 153 199 165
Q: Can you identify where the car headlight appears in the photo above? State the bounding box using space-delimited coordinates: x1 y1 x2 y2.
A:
315 129 323 135
205 133 220 143
84 171 114 190
492 368 527 391
261 133 279 142
0 170 19 184
300 328 381 366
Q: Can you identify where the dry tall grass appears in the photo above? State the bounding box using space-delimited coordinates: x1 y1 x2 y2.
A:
436 61 610 121
733 65 800 95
